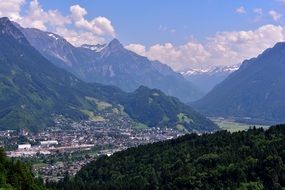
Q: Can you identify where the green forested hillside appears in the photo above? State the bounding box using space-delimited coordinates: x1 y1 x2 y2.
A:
121 86 216 132
0 148 46 190
50 125 285 190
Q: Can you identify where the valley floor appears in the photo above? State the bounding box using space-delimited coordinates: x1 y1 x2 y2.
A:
210 117 270 132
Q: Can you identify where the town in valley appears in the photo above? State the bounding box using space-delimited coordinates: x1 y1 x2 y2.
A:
0 114 185 182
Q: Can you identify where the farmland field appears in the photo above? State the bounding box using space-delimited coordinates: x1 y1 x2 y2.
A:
211 117 269 132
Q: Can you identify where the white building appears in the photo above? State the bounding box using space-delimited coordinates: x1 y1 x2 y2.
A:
18 144 31 150
40 140 58 147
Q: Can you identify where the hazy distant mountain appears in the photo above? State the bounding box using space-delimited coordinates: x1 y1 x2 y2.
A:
193 42 285 124
0 17 217 132
18 27 202 102
182 65 239 93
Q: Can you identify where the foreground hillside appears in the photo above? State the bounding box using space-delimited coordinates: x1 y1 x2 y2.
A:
0 17 217 132
193 42 285 124
0 148 45 190
50 125 285 190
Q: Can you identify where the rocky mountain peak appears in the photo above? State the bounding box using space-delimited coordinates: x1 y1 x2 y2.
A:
108 38 123 49
100 38 125 57
0 17 27 43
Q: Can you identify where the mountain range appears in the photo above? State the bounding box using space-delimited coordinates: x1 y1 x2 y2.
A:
193 42 285 124
0 17 217 132
18 26 202 102
182 65 239 93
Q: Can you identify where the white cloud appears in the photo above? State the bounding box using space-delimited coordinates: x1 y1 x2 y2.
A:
55 27 105 46
47 10 71 27
0 0 25 20
19 0 50 30
269 10 282 21
125 44 146 56
235 6 246 14
0 0 115 46
92 16 115 36
69 5 115 37
126 42 210 71
70 5 87 21
126 25 285 72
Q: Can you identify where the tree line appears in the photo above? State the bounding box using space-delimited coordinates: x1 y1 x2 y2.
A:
0 148 46 190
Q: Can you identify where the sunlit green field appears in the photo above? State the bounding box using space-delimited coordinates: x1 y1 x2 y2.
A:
211 118 269 132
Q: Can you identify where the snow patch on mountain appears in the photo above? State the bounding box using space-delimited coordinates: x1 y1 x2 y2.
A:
181 65 240 76
47 33 60 40
81 44 106 52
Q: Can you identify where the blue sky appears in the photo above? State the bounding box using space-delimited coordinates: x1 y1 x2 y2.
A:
36 0 284 46
1 0 285 71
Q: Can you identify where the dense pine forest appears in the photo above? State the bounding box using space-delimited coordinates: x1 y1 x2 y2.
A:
0 148 46 190
49 125 285 190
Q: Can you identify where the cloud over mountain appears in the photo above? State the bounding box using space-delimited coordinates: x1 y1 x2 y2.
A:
0 0 25 20
0 0 115 46
126 24 285 72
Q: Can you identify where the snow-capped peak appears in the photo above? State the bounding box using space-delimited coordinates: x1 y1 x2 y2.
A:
181 65 240 76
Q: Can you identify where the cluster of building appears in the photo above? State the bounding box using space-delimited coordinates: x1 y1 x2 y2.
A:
2 113 185 182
